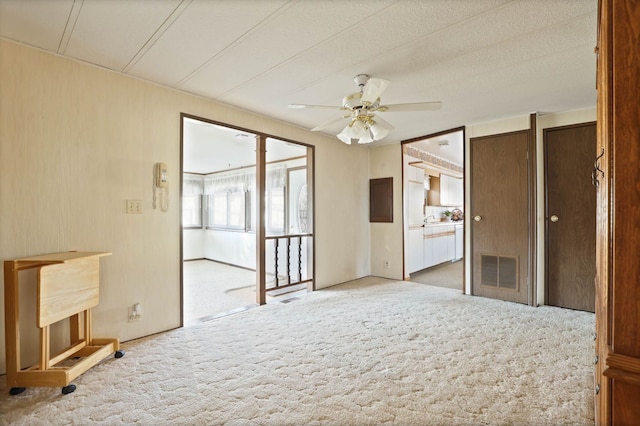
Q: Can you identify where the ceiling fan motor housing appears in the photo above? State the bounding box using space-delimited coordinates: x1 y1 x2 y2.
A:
353 73 370 87
342 92 380 110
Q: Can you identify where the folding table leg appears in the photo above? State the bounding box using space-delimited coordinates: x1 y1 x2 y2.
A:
39 325 50 370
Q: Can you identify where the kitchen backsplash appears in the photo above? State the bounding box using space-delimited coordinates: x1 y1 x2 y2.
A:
425 206 464 222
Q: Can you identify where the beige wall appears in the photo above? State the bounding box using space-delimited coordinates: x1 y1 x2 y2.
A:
369 144 403 280
0 39 371 373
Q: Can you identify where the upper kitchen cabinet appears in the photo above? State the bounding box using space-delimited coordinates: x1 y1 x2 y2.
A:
406 164 425 183
440 174 463 206
427 174 463 207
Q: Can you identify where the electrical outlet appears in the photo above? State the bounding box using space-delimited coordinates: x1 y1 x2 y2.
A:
384 260 390 269
126 200 142 214
128 303 141 321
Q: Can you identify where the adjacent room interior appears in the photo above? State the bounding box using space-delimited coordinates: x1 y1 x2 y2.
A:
402 128 465 291
182 116 313 323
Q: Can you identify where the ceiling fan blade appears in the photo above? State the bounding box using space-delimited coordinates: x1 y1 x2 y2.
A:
288 104 343 110
377 101 442 112
361 78 390 105
311 115 351 132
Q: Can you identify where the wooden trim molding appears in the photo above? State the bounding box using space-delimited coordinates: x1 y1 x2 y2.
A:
603 368 640 387
528 113 537 307
605 352 640 378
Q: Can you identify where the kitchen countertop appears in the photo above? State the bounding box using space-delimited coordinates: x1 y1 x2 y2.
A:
424 221 464 227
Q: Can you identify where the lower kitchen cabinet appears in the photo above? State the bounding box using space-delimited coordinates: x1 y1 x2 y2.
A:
424 225 456 269
423 234 433 268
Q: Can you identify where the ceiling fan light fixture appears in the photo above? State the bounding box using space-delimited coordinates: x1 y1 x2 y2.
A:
369 122 390 141
336 127 352 144
357 132 374 144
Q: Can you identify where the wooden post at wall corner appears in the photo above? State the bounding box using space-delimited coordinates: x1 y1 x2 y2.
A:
256 135 266 305
595 0 640 423
594 0 611 422
306 145 315 292
528 112 537 307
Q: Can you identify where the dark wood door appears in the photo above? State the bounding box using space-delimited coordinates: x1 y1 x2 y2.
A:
544 123 596 312
471 130 530 304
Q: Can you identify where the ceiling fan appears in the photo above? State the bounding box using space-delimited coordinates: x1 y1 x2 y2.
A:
288 74 442 145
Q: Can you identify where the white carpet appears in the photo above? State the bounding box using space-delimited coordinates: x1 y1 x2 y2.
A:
183 260 257 323
0 277 595 425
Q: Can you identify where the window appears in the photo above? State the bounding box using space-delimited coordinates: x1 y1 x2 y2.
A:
182 174 204 228
265 164 286 234
182 194 202 228
207 191 248 230
266 187 285 234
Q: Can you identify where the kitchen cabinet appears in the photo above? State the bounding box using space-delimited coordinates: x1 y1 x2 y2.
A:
440 174 463 206
427 174 463 206
406 165 424 183
423 224 456 268
433 232 454 265
423 228 433 268
408 227 424 273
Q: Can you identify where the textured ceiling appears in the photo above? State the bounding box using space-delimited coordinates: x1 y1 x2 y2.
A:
0 0 598 149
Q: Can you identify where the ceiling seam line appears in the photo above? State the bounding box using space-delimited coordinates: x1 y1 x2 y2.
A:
57 0 84 55
121 0 193 74
209 0 406 99
175 0 299 88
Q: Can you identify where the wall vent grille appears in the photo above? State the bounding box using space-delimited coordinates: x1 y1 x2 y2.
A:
481 255 518 290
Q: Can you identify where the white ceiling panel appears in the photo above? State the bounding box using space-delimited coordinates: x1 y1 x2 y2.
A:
0 0 74 51
0 0 598 147
216 0 512 107
63 0 183 72
129 0 291 87
178 0 398 98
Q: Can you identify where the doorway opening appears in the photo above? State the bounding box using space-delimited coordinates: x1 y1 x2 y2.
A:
181 116 314 325
401 127 465 291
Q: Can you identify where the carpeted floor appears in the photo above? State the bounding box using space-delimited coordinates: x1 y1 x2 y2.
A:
183 260 258 324
0 277 595 425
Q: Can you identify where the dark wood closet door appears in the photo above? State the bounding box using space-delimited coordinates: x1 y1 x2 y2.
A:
471 130 530 304
544 123 596 312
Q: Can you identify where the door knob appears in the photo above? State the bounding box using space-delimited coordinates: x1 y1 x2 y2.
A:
473 215 482 222
550 215 559 223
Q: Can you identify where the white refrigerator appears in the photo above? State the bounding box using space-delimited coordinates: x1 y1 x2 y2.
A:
408 181 424 225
